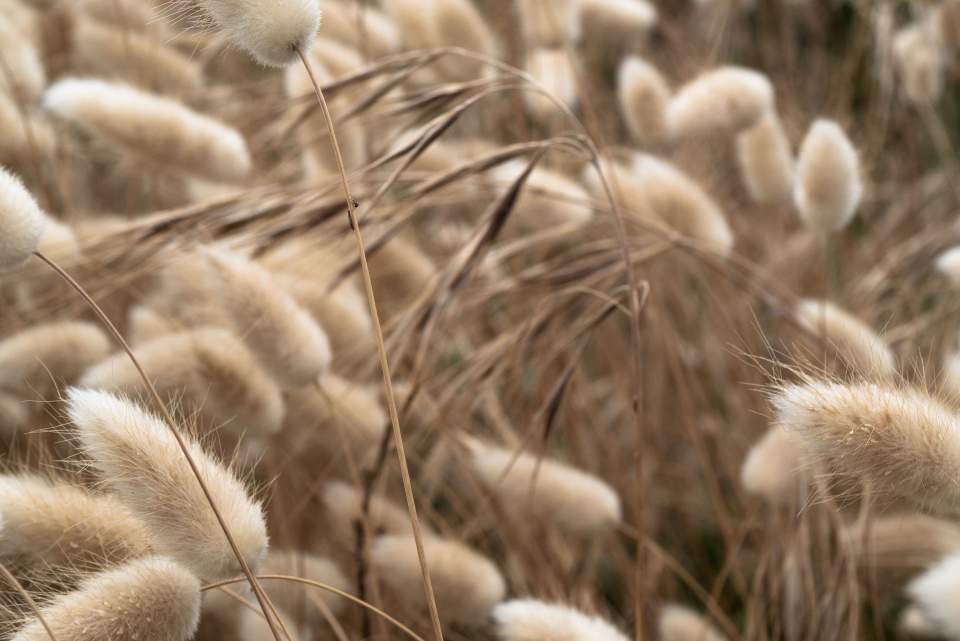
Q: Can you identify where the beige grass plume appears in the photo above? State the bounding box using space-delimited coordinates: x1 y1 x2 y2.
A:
773 380 960 513
127 305 176 345
0 18 45 105
579 0 657 46
898 605 941 639
795 299 896 381
841 513 960 583
462 436 622 537
735 112 794 204
0 474 153 570
893 22 944 104
740 426 806 505
936 1 960 51
489 159 592 234
516 0 580 47
259 550 349 630
524 48 578 122
11 556 201 641
431 0 498 81
44 78 252 182
935 245 960 286
666 67 773 140
76 0 160 32
0 393 27 435
317 0 399 57
659 604 727 641
617 56 671 145
0 96 55 168
371 534 506 625
66 387 268 580
0 167 44 271
323 480 433 546
493 599 630 641
238 606 304 641
0 321 111 398
794 119 863 233
907 553 960 639
366 235 438 308
79 328 285 436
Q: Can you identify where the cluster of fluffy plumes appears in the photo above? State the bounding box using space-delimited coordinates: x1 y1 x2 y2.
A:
889 1 960 105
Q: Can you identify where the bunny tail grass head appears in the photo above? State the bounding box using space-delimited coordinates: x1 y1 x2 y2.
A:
794 119 862 234
0 19 45 104
43 78 252 182
659 605 727 641
11 556 201 641
260 550 349 624
238 606 304 641
492 599 631 641
524 47 578 121
371 534 506 625
617 56 671 144
323 480 431 545
936 245 960 286
740 426 806 505
667 66 773 140
795 299 896 381
432 0 498 81
908 553 960 640
188 0 320 66
735 112 794 204
463 437 621 537
773 381 960 513
0 321 111 397
0 474 153 571
0 168 44 271
515 0 580 47
66 388 268 580
841 514 960 581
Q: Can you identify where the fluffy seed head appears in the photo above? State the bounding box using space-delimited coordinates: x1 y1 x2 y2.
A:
66 388 268 580
773 381 960 513
463 437 622 537
193 0 320 66
515 0 580 47
667 67 773 140
0 321 111 397
841 514 960 582
580 0 657 45
795 299 895 381
893 24 944 104
935 246 960 286
431 0 498 80
740 426 806 505
659 605 727 641
493 599 630 641
908 553 960 639
0 168 44 271
617 56 671 144
366 236 437 306
259 550 349 629
0 96 55 167
323 481 430 545
11 556 201 641
899 605 941 639
0 19 45 104
489 159 592 233
238 606 304 641
371 534 505 624
794 119 862 233
44 78 252 182
524 47 578 121
735 112 794 203
316 1 399 57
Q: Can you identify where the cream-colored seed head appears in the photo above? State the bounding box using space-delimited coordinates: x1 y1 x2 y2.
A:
617 56 672 144
284 375 385 459
908 553 960 640
323 480 430 545
0 96 55 166
0 321 111 397
773 381 960 513
127 305 177 345
0 19 45 104
463 437 622 537
0 474 153 570
259 550 349 628
493 599 631 641
667 67 773 140
795 299 895 381
935 246 960 286
659 605 727 641
489 159 592 233
371 534 506 625
841 514 960 579
794 119 862 233
735 112 794 203
431 0 498 81
44 78 252 182
37 213 79 263
366 236 437 307
67 388 268 580
0 167 44 271
516 0 580 47
238 606 304 641
80 329 285 436
579 0 657 44
11 556 201 641
315 0 400 57
893 24 944 104
0 393 27 435
898 605 942 639
524 48 578 122
740 426 806 505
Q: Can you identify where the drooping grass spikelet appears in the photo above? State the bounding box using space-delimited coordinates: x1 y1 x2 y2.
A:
666 67 773 140
524 48 578 121
515 0 580 47
370 534 506 625
735 112 794 204
0 321 111 397
493 599 631 641
935 245 960 286
462 437 622 537
659 604 727 641
794 119 863 233
0 474 153 570
740 426 805 505
907 553 960 640
79 329 285 436
0 167 44 271
66 388 268 580
617 56 671 144
794 299 896 381
43 78 252 182
773 381 960 513
11 556 201 641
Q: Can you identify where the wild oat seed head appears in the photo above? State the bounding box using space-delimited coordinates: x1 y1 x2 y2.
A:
463 437 622 537
515 0 580 47
493 599 631 641
0 168 44 271
659 605 727 641
908 553 960 639
795 299 896 381
11 556 201 641
735 112 794 204
773 381 960 513
66 387 268 580
667 66 773 140
617 56 671 144
0 321 111 397
371 534 506 624
935 245 960 286
43 78 252 182
740 426 806 505
794 119 862 233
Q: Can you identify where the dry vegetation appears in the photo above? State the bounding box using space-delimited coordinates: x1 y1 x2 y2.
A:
3 0 960 640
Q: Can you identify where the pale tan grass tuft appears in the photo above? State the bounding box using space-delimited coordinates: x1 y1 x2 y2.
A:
617 56 671 145
323 480 433 546
740 426 806 505
431 0 498 81
489 159 592 234
492 599 630 641
735 112 794 204
0 19 45 105
893 23 944 104
794 299 896 381
0 167 44 271
841 513 960 580
659 604 727 641
907 553 960 639
794 119 862 234
579 0 657 45
666 67 773 140
523 48 578 122
515 0 580 47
